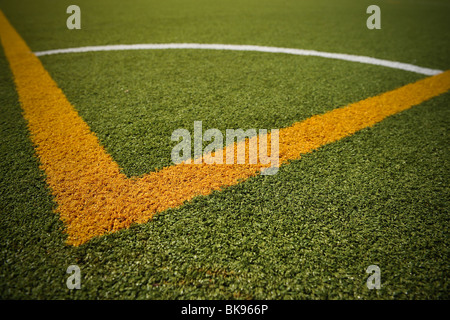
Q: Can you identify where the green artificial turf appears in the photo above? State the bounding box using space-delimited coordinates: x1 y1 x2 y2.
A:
1 0 449 68
41 50 422 176
0 0 449 299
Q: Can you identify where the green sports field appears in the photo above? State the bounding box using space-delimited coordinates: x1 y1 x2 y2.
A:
0 0 449 300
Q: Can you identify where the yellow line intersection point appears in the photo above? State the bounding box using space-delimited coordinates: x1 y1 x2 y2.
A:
1 10 449 245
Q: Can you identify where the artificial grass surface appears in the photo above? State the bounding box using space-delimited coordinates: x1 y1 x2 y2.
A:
41 51 422 176
0 0 449 299
1 0 449 68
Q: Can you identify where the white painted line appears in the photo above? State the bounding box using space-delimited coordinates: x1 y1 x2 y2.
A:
34 43 443 76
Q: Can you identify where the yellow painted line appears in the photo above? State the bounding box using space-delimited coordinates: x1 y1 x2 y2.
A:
1 10 449 246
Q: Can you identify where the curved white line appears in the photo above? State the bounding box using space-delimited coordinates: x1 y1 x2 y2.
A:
34 43 443 76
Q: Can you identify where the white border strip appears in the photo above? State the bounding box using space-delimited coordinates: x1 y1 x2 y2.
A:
34 43 443 76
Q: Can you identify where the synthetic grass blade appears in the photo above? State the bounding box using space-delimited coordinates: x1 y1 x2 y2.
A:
1 9 449 246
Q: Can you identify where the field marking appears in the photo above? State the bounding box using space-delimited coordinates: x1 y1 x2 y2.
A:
1 10 449 245
33 43 443 76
